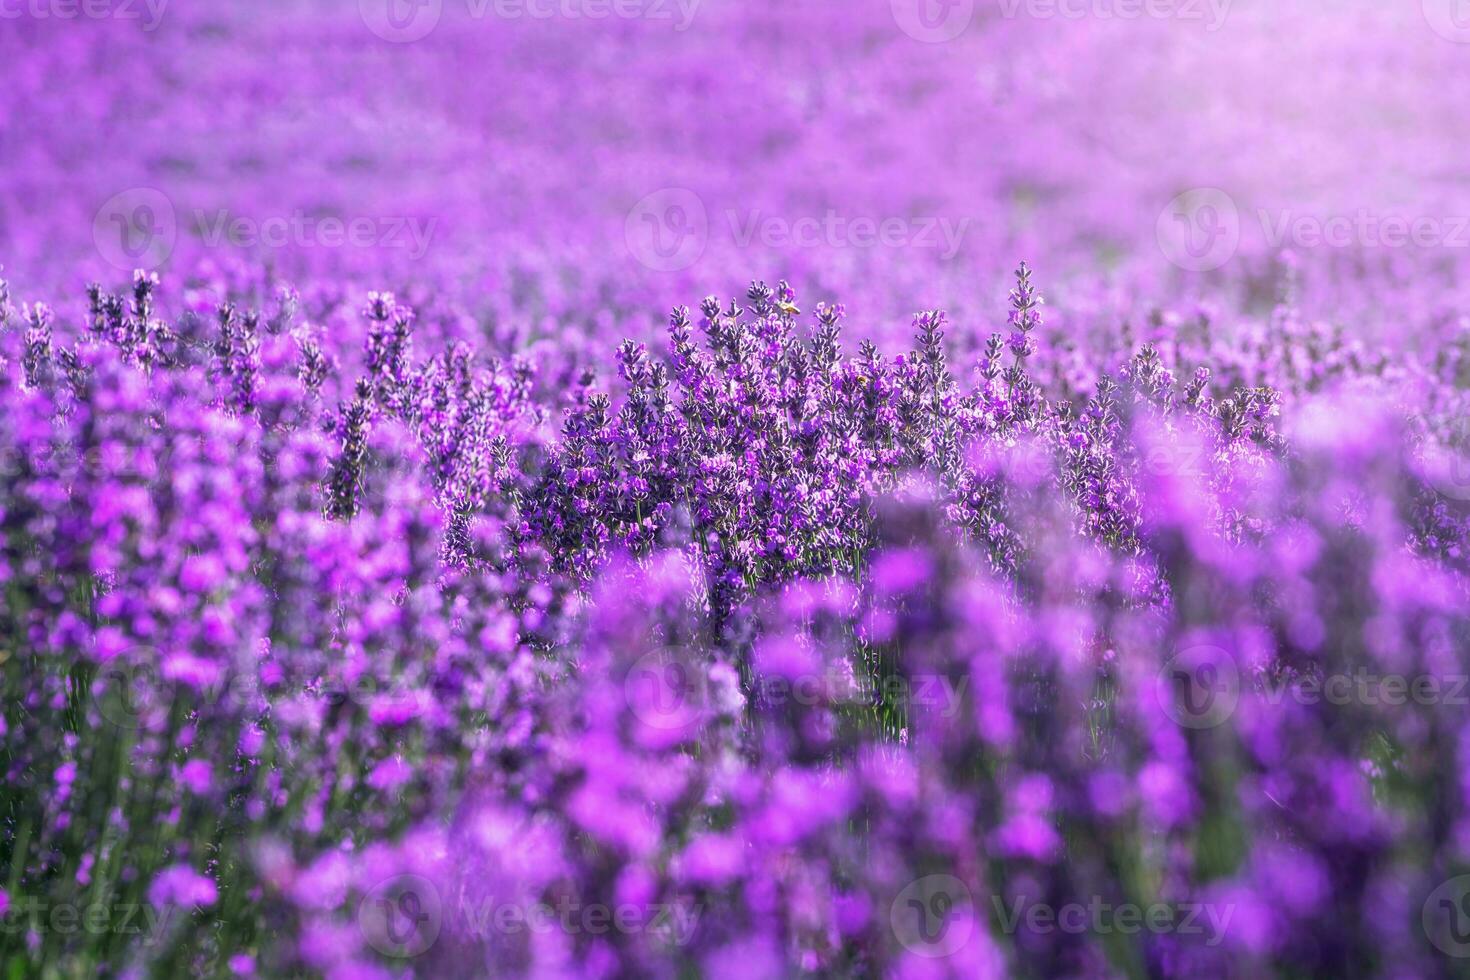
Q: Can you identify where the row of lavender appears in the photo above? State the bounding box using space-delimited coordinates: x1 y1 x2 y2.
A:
3 263 1470 977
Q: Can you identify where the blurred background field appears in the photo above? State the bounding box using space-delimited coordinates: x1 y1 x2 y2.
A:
5 0 1470 342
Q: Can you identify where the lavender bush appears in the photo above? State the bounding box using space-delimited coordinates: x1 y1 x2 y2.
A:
1 261 1468 977
5 2 1470 978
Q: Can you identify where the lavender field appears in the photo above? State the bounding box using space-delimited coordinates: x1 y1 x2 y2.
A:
6 1 1470 977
